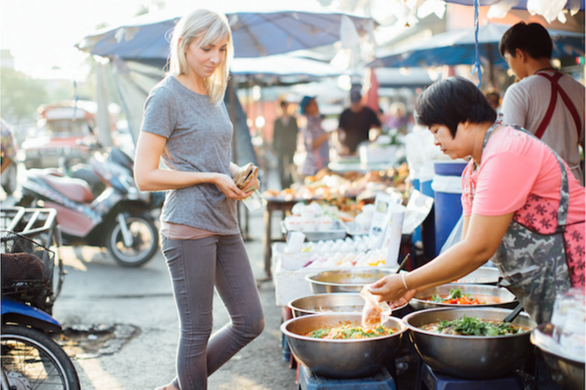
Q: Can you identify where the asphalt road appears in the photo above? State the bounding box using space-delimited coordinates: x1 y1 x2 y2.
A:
49 209 298 390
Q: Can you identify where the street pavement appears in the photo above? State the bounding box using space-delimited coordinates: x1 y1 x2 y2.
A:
52 208 298 390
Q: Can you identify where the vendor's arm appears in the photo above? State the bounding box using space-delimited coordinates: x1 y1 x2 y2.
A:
134 131 248 200
369 211 513 302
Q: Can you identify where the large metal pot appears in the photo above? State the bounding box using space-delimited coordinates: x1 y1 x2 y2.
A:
288 293 408 318
281 313 406 379
409 283 517 311
305 269 394 294
531 323 585 390
403 307 537 379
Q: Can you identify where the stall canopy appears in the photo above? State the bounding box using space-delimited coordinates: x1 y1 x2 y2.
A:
76 8 376 61
368 23 585 69
443 0 584 10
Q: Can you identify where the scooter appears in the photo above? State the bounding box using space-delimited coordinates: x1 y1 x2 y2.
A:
1 209 80 390
18 146 159 267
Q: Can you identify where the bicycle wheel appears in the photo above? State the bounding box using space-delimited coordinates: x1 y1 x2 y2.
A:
1 325 79 390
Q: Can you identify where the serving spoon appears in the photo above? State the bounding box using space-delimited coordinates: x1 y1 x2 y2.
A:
503 302 524 323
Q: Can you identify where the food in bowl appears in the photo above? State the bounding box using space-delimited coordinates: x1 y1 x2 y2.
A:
305 324 395 339
426 288 486 305
420 315 530 336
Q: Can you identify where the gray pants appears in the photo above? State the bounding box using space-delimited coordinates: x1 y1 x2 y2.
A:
161 234 265 390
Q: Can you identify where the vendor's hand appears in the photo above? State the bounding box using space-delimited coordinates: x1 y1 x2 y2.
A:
215 174 248 200
242 169 259 194
368 274 414 303
387 290 417 310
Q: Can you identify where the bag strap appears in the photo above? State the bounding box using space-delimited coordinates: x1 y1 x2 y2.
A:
534 72 582 141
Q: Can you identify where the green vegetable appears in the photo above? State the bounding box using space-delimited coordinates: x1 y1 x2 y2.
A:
437 315 522 336
431 288 465 303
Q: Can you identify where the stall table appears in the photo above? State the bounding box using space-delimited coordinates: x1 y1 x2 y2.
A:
264 198 297 278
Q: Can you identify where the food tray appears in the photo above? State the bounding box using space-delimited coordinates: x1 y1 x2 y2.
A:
280 221 347 242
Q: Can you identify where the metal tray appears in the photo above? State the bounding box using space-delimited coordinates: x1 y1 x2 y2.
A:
280 221 347 242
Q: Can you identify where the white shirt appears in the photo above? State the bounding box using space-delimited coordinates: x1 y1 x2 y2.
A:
501 70 585 184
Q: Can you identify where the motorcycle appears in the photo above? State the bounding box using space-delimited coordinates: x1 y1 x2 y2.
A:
1 208 80 390
18 144 159 267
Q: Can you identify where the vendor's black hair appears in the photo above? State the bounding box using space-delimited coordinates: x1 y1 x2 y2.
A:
499 22 552 60
415 77 496 138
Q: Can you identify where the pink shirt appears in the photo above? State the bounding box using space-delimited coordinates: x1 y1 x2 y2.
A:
461 126 585 286
461 126 584 223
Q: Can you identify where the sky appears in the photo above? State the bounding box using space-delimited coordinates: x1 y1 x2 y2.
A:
0 0 331 80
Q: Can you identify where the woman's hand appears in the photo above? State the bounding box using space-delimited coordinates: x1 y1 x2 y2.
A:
241 169 260 194
368 274 415 303
215 174 248 200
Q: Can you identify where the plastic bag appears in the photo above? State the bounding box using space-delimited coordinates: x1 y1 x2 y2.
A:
360 285 391 330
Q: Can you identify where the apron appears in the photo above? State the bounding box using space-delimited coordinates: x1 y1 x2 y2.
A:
478 124 573 325
534 71 584 184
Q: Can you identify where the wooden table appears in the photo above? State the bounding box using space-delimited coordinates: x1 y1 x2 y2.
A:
264 199 297 278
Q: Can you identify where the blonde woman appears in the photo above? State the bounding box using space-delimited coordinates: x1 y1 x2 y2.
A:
134 9 264 390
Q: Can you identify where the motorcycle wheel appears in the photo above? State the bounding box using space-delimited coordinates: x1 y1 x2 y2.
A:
106 213 158 267
1 325 80 390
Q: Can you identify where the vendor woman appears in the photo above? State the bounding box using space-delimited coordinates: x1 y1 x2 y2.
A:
370 77 585 325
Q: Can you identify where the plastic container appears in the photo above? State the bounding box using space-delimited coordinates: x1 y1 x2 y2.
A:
432 162 467 256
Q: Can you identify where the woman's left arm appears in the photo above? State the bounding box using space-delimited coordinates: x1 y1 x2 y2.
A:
369 212 514 302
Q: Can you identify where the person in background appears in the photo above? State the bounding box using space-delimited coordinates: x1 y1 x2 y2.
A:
272 100 299 189
484 90 501 112
336 87 381 155
133 9 264 390
386 102 410 134
299 96 330 178
1 118 17 175
499 22 585 185
1 118 18 196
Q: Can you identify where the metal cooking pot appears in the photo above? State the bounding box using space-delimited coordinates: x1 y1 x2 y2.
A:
403 307 537 379
409 283 517 311
288 293 408 318
281 313 406 379
305 269 394 294
531 323 585 390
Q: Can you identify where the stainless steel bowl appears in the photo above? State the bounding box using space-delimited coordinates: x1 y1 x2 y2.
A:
288 293 408 318
455 267 499 284
403 307 537 379
305 269 394 294
409 283 517 311
531 323 585 390
281 313 406 378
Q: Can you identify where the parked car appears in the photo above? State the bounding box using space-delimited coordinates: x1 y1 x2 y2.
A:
21 102 97 170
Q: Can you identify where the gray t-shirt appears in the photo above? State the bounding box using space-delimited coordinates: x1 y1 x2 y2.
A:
140 76 238 234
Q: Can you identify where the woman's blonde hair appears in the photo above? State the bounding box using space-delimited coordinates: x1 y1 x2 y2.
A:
168 9 233 104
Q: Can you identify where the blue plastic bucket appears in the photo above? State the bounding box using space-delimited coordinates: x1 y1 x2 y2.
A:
432 162 467 255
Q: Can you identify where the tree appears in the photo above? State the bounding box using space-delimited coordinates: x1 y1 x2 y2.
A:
1 68 48 124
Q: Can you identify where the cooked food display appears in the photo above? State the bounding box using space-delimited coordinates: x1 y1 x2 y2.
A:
426 288 487 305
305 324 394 339
420 315 529 336
315 305 361 313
